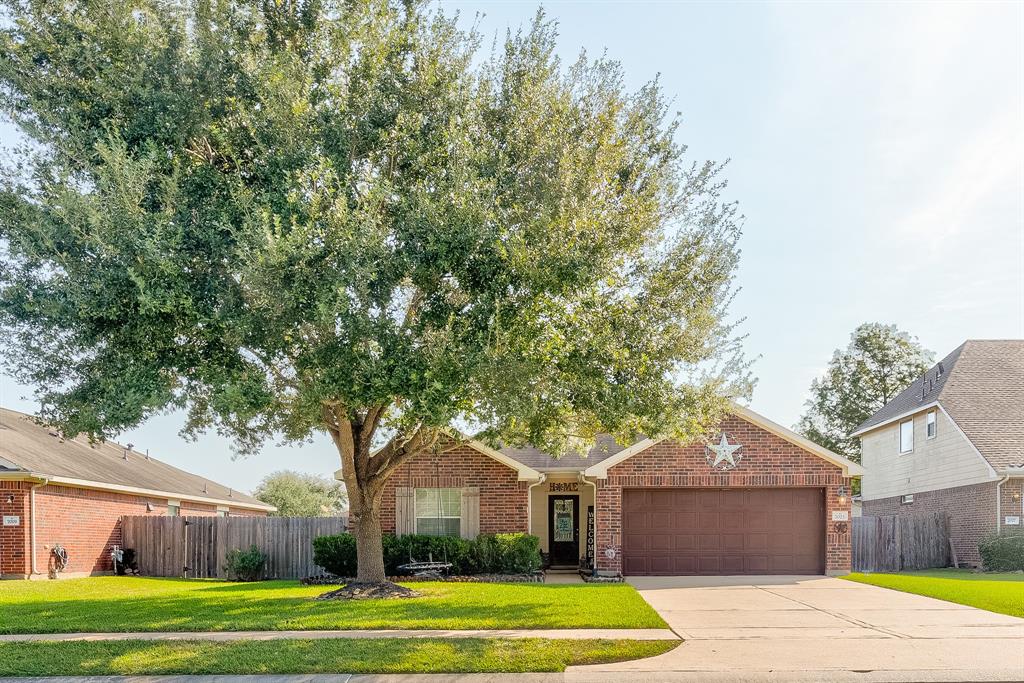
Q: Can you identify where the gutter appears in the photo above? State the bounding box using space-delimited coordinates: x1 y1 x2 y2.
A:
996 475 1009 533
526 474 546 538
29 477 50 576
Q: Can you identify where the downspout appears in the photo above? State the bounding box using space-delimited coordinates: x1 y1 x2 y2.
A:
581 475 598 575
526 474 547 537
29 477 49 576
996 475 1009 534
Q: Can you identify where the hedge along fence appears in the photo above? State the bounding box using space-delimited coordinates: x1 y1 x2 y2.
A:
312 533 542 578
978 531 1024 571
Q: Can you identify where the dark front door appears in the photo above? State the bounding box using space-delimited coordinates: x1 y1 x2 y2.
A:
548 495 580 566
622 488 826 576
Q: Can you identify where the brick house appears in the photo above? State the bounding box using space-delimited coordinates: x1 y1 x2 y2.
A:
365 404 863 576
854 340 1024 567
0 407 274 579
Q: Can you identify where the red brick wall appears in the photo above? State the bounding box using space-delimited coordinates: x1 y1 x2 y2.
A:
0 482 266 577
863 481 998 567
999 479 1023 533
380 445 528 535
596 414 853 575
0 481 31 576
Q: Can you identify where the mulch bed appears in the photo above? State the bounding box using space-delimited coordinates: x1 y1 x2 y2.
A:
302 572 545 586
315 582 422 600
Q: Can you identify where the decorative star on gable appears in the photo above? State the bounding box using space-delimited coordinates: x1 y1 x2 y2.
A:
705 432 743 471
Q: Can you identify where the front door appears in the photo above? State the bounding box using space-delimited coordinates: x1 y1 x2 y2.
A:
548 495 579 566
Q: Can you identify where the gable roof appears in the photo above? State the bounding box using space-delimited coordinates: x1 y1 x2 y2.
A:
581 404 864 478
0 407 274 511
851 340 1024 471
498 434 635 472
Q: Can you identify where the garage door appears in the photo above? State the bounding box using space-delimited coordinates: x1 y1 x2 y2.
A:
622 488 825 575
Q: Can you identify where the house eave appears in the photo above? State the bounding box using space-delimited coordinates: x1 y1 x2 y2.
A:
0 471 275 512
850 401 941 438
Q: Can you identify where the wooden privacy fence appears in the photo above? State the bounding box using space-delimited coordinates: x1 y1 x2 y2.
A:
852 513 950 572
121 515 346 579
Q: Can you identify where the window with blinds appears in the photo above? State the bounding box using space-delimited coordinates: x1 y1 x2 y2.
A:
415 488 461 537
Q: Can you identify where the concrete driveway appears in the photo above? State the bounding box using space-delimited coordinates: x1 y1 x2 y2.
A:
569 575 1024 682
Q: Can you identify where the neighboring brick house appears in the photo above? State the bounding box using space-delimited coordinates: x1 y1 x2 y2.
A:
0 407 274 579
854 340 1024 567
369 404 862 576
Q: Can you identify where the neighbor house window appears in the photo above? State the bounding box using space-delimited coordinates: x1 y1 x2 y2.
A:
415 488 461 537
926 410 937 439
217 509 229 518
901 494 914 505
167 501 180 517
899 419 914 453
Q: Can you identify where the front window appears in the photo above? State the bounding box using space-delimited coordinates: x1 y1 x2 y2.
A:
415 488 461 537
899 419 914 453
926 410 937 439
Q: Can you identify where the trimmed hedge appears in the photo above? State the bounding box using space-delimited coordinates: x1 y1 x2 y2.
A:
978 532 1024 571
313 532 541 577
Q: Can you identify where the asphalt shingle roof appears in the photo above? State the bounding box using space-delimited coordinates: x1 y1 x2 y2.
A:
854 340 1024 470
0 407 271 509
498 433 633 472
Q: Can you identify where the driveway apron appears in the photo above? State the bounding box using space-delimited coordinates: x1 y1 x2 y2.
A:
569 575 1024 681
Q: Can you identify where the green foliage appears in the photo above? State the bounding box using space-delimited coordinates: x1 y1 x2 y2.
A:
0 0 748 456
978 532 1024 572
472 534 542 574
313 533 540 576
312 534 357 578
797 323 933 462
254 470 346 517
223 545 267 581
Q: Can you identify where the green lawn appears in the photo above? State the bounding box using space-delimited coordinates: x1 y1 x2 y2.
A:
843 569 1024 618
0 638 678 675
0 577 666 633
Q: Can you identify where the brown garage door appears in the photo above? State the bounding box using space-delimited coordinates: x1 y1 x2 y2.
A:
622 488 825 575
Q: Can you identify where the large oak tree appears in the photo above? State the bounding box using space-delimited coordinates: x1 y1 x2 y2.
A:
0 0 749 584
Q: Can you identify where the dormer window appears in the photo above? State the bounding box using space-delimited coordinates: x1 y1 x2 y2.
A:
926 410 937 439
900 419 914 454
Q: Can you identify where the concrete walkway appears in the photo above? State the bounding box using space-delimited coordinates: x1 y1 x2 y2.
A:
0 628 678 642
568 575 1024 682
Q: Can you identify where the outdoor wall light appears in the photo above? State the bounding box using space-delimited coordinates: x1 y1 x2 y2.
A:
5 494 14 504
837 485 848 505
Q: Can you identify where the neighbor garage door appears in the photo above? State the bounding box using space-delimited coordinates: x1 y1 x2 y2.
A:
622 488 825 575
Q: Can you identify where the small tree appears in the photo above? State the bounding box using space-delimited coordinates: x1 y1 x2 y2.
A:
0 0 750 586
798 323 933 462
255 470 347 517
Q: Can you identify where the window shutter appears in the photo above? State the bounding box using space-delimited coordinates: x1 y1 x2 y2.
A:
461 487 480 540
395 487 415 536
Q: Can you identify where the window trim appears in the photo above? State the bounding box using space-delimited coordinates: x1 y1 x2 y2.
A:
899 419 914 454
167 499 181 517
900 494 914 505
926 410 937 439
414 487 462 537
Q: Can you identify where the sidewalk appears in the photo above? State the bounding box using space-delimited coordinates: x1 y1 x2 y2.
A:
0 628 679 642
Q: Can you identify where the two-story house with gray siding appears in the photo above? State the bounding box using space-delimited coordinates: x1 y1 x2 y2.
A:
852 340 1024 567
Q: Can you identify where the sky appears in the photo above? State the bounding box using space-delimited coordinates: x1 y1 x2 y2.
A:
1 1 1021 495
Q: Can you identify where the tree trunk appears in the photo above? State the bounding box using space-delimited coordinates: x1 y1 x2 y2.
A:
351 491 387 583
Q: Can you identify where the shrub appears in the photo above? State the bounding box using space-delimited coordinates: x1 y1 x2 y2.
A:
224 544 267 581
313 533 356 577
978 532 1024 571
473 533 542 574
312 532 542 577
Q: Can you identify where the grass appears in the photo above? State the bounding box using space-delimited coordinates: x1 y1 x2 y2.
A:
0 577 666 633
0 638 677 675
843 569 1024 618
